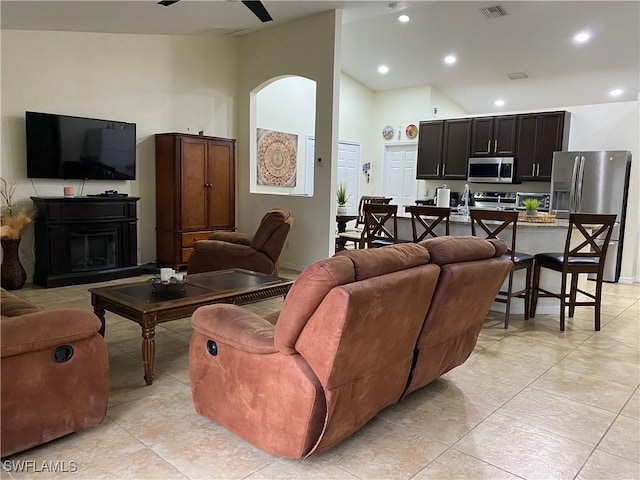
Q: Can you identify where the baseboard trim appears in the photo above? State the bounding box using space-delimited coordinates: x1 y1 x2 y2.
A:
617 276 639 284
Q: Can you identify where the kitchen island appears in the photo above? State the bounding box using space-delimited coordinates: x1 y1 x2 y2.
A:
397 211 577 316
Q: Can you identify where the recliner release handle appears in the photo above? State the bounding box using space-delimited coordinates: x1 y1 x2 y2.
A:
206 340 218 356
52 345 74 363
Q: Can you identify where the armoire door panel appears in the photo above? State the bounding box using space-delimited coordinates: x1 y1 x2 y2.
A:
180 139 208 231
207 141 235 228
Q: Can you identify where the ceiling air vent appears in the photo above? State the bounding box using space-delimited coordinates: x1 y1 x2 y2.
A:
506 72 529 81
480 5 508 19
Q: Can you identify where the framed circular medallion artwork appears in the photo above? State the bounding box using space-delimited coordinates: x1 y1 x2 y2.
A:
257 128 298 187
382 125 394 140
405 124 418 139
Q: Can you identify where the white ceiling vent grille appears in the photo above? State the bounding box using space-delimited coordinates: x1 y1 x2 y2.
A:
480 5 508 19
506 71 529 80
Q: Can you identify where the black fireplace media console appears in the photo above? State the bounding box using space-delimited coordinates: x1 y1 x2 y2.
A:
31 196 141 288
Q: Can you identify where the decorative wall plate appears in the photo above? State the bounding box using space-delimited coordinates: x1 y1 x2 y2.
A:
382 125 394 140
405 124 418 139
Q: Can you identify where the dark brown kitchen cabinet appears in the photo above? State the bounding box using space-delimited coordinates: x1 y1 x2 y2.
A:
442 119 472 179
470 115 517 156
417 119 471 180
155 133 235 269
416 121 443 178
516 111 570 181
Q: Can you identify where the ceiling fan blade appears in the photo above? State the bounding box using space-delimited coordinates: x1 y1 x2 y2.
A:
241 1 273 23
158 0 180 6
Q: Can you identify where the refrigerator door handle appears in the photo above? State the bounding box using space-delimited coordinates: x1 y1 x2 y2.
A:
569 155 580 212
576 155 586 211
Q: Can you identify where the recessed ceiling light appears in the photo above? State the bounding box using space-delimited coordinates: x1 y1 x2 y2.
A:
494 99 505 107
574 31 590 43
444 55 457 65
398 14 410 23
378 65 389 74
609 88 623 97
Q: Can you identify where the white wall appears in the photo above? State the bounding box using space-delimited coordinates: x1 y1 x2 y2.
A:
1 30 238 278
237 11 341 271
371 85 468 197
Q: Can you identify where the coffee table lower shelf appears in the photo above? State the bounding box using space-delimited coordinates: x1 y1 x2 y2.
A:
90 269 293 385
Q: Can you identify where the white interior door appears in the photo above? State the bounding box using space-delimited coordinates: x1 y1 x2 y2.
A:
337 142 361 213
308 137 361 213
383 144 418 207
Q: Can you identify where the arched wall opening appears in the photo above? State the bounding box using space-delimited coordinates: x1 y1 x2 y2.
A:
249 75 317 196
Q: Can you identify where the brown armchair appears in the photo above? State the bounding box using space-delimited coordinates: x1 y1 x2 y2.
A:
187 208 293 276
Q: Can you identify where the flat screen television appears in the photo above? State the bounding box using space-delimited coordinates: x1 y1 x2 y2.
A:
26 111 136 180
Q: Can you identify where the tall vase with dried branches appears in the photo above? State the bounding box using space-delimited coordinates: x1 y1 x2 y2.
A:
1 178 36 290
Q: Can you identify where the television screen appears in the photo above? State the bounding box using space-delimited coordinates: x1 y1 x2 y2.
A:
26 111 136 180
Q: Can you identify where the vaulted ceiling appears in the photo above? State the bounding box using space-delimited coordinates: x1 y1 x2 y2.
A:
2 1 638 113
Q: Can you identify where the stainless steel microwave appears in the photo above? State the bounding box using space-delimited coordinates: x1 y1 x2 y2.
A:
467 157 518 184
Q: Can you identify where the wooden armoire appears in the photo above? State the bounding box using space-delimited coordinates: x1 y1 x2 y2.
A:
155 133 236 269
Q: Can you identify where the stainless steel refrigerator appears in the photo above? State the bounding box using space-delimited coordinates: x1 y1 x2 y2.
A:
550 150 632 282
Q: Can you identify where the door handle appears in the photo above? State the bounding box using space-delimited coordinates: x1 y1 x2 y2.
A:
576 156 586 211
487 140 491 153
436 164 440 176
531 164 536 176
536 163 540 176
442 164 446 176
569 155 580 211
494 140 497 152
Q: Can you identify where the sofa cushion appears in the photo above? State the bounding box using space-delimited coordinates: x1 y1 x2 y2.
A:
419 236 505 265
336 242 430 280
1 288 43 318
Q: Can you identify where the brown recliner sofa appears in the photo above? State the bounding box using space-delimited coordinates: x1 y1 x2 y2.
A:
0 288 109 457
189 236 511 459
187 208 293 276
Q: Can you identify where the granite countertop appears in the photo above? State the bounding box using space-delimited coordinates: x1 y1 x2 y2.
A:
401 206 569 229
448 214 570 229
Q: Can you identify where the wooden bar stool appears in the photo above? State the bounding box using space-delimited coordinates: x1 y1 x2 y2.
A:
529 213 617 331
338 196 392 250
408 205 451 241
363 203 398 248
470 209 534 329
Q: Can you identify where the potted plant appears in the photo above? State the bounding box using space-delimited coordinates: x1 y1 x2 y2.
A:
336 182 349 215
523 198 540 217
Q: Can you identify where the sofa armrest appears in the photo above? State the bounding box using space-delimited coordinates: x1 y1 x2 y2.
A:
188 241 274 275
191 304 277 354
193 240 256 257
207 231 252 246
0 309 102 358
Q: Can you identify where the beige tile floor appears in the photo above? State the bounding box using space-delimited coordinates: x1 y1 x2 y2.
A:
2 273 639 480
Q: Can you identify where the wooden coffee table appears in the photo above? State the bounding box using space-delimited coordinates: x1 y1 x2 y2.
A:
89 268 293 385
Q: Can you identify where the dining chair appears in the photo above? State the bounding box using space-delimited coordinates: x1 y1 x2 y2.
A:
408 205 451 242
363 203 398 248
470 209 534 329
529 213 616 331
338 196 392 249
